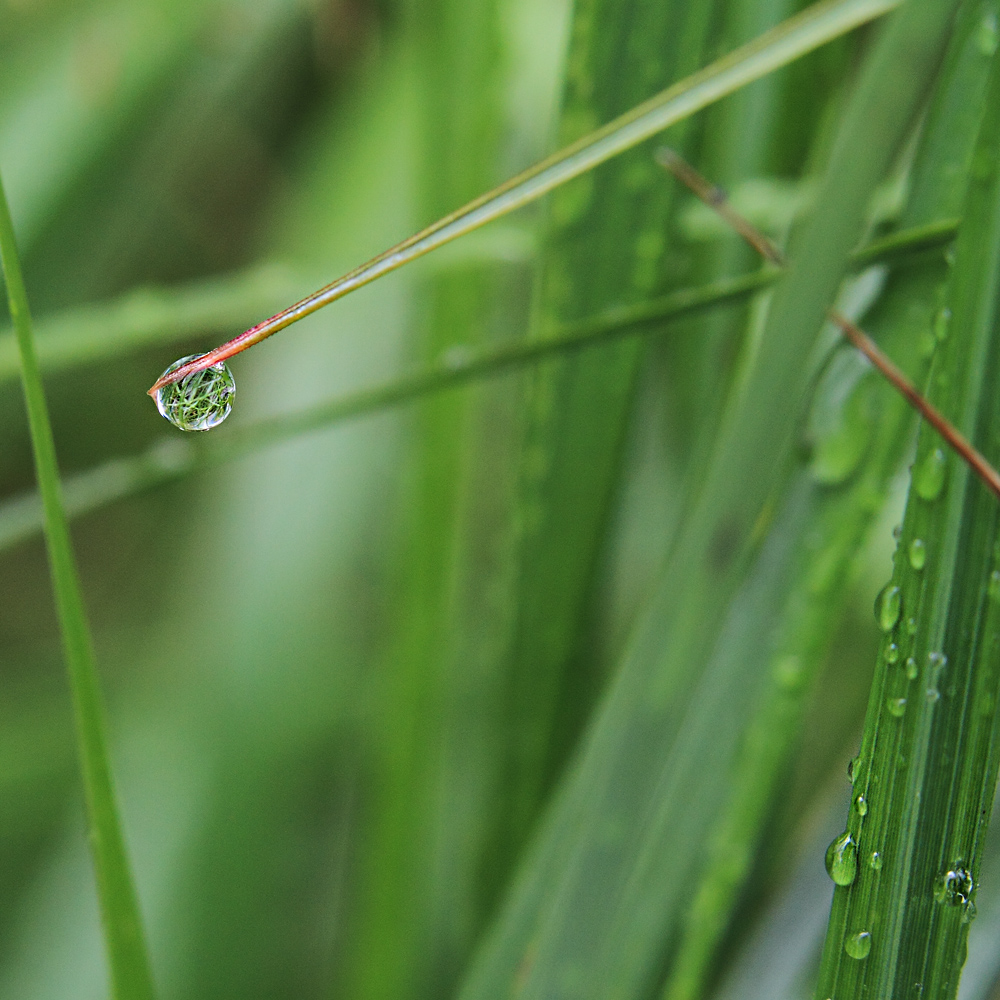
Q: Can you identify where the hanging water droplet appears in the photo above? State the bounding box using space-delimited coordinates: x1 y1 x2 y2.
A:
989 570 1000 602
154 354 235 432
885 642 900 664
845 931 872 960
876 583 902 632
977 9 999 55
870 851 883 871
914 448 947 501
928 651 948 675
906 616 918 636
927 687 941 703
909 538 927 571
934 869 973 905
825 831 858 886
905 657 919 681
886 696 907 717
855 794 868 817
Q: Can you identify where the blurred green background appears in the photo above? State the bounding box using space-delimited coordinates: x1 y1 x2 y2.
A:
3 1 1000 998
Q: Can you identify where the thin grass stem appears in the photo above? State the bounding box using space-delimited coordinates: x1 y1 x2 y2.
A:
0 172 156 1000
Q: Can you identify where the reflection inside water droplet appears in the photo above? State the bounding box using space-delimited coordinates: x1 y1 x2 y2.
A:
825 831 858 886
154 354 236 432
844 930 872 959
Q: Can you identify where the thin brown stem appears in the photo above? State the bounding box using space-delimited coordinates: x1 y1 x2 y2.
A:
657 146 1000 502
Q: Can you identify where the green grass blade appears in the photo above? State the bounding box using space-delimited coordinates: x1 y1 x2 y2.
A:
664 5 998 993
814 41 1000 1000
458 0 960 995
0 171 156 1000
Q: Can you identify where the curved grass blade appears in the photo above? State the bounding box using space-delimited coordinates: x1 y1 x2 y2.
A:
0 172 156 999
148 0 901 394
814 41 1000 1000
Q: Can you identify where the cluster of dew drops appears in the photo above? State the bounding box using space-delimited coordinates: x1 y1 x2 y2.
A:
154 354 235 432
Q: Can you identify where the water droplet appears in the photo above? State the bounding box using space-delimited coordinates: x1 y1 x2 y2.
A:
845 931 872 959
847 755 861 784
905 657 919 680
870 851 883 871
909 539 927 571
855 794 868 817
887 696 907 717
906 616 918 636
927 688 941 703
928 651 948 675
154 354 235 432
934 869 973 905
876 584 902 632
977 9 999 55
825 832 858 886
893 523 903 541
886 642 900 665
915 448 947 500
989 570 1000 602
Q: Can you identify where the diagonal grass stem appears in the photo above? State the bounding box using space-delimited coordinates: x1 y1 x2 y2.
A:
149 0 901 394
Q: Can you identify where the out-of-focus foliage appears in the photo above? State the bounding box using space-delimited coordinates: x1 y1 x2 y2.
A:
3 1 1000 999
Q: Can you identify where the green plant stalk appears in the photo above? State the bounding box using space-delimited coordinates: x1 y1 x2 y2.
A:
0 173 156 1000
815 41 1000 1000
459 0 961 994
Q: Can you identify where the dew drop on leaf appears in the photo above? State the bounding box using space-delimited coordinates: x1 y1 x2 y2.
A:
914 448 946 501
908 538 926 571
886 696 907 718
825 831 858 886
154 354 235 432
934 869 973 905
855 794 868 817
905 657 919 681
875 583 902 632
844 931 872 960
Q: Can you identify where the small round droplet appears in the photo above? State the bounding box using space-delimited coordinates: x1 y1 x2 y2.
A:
915 448 947 501
906 616 918 636
905 657 919 680
909 538 927 571
870 851 883 871
885 642 900 665
989 570 1000 602
887 696 907 718
845 931 872 960
855 794 868 817
825 831 858 886
934 869 973 905
927 688 941 703
928 651 948 675
154 354 235 432
847 755 861 785
876 583 902 632
933 307 951 342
